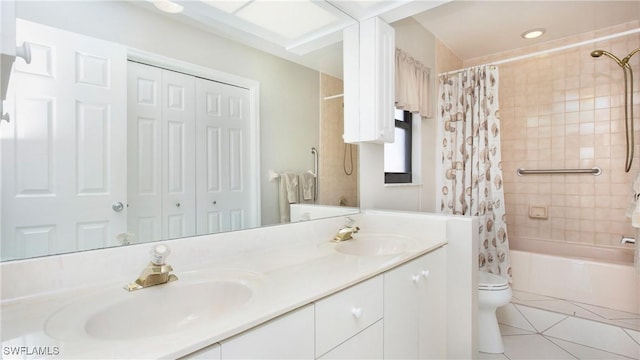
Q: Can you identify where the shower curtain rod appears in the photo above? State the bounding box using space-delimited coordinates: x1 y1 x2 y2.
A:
440 28 640 76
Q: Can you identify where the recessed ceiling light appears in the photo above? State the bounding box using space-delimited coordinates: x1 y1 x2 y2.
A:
153 0 184 14
522 28 545 39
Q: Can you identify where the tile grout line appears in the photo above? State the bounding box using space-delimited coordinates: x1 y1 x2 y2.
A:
513 303 541 334
540 335 580 360
539 315 570 335
512 300 640 332
570 299 640 321
512 290 640 319
543 333 640 360
622 328 640 346
514 303 568 334
571 301 611 321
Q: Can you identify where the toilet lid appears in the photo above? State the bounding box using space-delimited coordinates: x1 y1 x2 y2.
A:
478 271 509 290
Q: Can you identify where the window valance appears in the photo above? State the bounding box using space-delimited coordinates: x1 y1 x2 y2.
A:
395 48 432 118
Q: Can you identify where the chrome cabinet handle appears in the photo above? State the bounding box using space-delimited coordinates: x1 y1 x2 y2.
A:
112 202 124 212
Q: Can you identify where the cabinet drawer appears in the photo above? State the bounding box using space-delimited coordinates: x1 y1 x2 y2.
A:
220 304 314 359
315 276 383 357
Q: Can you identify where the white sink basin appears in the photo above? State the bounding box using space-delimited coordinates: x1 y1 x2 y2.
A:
45 271 261 341
334 233 416 256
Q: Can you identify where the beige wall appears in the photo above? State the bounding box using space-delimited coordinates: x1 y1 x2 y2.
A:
319 73 359 207
435 39 462 75
359 17 438 212
467 21 640 251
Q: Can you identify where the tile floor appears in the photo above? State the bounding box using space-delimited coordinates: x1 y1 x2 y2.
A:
478 290 640 360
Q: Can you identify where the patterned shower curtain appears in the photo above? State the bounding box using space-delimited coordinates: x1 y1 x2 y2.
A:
437 65 511 279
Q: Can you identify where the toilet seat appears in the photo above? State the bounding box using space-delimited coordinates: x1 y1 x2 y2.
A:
478 271 509 291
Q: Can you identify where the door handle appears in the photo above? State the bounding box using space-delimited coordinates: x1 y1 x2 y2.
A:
112 202 124 212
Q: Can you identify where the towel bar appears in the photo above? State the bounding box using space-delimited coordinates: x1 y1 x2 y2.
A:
517 167 602 176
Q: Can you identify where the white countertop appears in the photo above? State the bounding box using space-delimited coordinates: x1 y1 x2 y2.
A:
1 230 446 359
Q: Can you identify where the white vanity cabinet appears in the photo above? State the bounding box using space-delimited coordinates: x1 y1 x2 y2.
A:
343 16 395 144
183 248 446 360
384 246 447 359
219 304 315 359
315 275 383 358
211 276 384 360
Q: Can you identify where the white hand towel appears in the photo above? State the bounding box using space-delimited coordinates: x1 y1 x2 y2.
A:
284 172 299 204
301 172 315 201
278 175 290 223
626 170 640 275
627 169 640 220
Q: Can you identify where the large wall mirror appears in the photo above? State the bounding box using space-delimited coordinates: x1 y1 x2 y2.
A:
0 0 360 261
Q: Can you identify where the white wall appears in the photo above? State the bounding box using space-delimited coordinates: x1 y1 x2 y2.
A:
359 17 437 213
16 1 320 227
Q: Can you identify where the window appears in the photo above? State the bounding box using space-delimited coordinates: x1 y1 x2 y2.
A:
384 109 412 184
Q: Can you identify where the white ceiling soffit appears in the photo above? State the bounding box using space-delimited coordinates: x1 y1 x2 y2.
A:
175 0 451 55
177 0 355 56
142 0 452 77
412 0 640 62
329 0 451 23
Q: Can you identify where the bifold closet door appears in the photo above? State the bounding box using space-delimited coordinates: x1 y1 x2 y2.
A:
195 79 251 234
161 70 196 239
127 62 196 242
127 62 162 243
1 20 127 259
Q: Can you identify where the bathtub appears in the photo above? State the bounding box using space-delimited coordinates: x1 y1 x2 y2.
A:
510 244 639 314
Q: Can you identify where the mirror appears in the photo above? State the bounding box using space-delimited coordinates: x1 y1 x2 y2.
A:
0 0 359 261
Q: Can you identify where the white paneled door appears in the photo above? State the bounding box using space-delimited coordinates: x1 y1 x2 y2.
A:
127 62 163 243
195 78 251 233
1 20 127 259
127 62 196 241
161 69 196 239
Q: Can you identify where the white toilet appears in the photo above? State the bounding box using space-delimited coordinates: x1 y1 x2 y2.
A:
478 271 512 354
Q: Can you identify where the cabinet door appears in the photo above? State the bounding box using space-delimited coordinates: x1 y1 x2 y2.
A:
220 304 314 359
359 16 395 143
417 247 447 359
342 17 395 144
383 257 420 359
318 320 383 360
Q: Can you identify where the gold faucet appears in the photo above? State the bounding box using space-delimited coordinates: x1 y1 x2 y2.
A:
333 217 360 242
124 244 178 292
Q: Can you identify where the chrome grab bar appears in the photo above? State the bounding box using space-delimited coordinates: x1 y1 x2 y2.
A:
311 147 318 201
517 167 602 176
